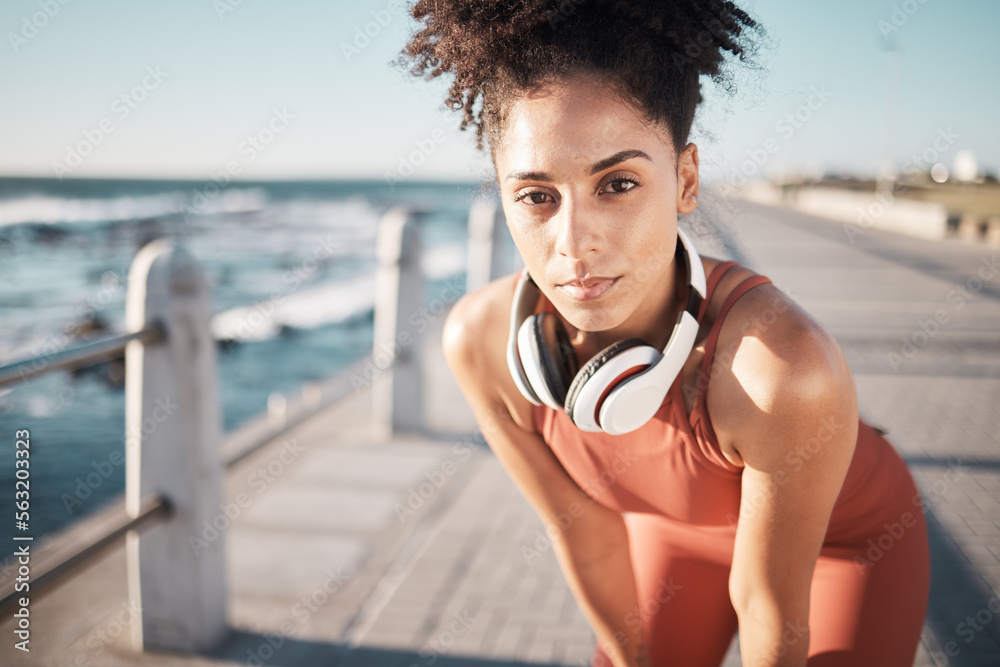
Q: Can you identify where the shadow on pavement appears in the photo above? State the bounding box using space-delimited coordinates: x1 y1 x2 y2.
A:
204 628 583 667
923 506 1000 664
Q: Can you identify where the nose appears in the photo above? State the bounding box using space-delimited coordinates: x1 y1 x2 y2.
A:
553 199 602 260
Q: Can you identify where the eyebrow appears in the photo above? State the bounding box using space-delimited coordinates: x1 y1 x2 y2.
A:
504 149 653 182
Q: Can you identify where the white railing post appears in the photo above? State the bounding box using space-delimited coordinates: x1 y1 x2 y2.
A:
466 198 519 292
987 216 1000 248
372 207 425 437
123 238 228 652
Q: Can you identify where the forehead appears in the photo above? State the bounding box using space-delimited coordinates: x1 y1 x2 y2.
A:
496 76 674 168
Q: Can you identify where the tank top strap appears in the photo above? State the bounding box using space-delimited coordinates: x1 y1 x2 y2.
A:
697 273 774 387
698 260 742 322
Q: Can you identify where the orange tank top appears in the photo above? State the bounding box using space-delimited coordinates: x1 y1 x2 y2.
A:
531 261 919 546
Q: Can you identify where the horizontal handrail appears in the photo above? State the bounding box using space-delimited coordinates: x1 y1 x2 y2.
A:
0 493 171 618
0 350 381 619
0 322 166 388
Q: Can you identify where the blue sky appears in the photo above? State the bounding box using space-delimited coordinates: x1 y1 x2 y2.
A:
1 0 997 184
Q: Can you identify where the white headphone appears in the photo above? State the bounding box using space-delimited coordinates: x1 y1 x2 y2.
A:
506 227 706 435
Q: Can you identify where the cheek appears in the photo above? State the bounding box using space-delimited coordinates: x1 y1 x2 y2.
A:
613 219 664 254
507 221 550 258
620 224 675 279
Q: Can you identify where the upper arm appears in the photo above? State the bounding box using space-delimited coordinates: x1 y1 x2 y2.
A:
442 286 625 556
721 297 859 621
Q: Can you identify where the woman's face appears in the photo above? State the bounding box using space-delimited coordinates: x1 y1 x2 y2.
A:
494 73 700 343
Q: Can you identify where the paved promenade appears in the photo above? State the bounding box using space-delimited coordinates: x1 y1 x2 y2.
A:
2 196 998 666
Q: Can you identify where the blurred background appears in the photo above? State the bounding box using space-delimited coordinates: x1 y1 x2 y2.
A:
1 0 998 665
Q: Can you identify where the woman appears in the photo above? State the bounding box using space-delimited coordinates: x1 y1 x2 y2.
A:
399 1 930 665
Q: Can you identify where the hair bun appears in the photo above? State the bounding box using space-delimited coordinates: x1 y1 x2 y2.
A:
398 0 765 154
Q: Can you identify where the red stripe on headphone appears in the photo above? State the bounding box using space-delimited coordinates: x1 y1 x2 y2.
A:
594 365 651 426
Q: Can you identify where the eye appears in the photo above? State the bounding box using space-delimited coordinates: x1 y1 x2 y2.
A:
600 173 641 195
512 189 554 206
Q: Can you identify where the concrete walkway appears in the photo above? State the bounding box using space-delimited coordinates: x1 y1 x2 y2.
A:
2 196 998 666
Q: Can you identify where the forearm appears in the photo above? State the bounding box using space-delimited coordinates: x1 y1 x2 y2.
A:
550 518 649 667
736 607 810 667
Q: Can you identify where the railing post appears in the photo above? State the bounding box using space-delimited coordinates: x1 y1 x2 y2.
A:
986 215 1000 248
466 198 517 292
123 238 228 652
372 207 425 437
958 212 982 242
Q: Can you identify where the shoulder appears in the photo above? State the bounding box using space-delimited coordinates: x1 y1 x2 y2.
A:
442 271 517 373
705 268 858 468
442 272 537 432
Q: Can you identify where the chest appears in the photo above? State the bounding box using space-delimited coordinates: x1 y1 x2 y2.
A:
536 397 743 525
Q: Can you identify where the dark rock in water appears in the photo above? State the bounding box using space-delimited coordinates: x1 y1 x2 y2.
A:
70 357 125 390
278 324 299 338
217 338 242 353
103 358 125 387
65 312 110 338
63 313 125 388
134 218 168 250
29 224 70 245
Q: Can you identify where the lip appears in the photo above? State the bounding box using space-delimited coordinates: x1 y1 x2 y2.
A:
557 276 619 301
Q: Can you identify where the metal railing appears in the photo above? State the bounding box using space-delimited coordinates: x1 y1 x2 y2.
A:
0 323 165 387
0 199 513 654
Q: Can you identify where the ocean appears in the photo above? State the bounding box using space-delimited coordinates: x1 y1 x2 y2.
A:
0 176 508 561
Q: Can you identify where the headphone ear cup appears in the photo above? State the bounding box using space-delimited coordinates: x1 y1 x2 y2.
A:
564 338 648 426
532 313 578 406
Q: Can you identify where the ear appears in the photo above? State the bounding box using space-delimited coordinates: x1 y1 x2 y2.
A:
676 142 700 214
